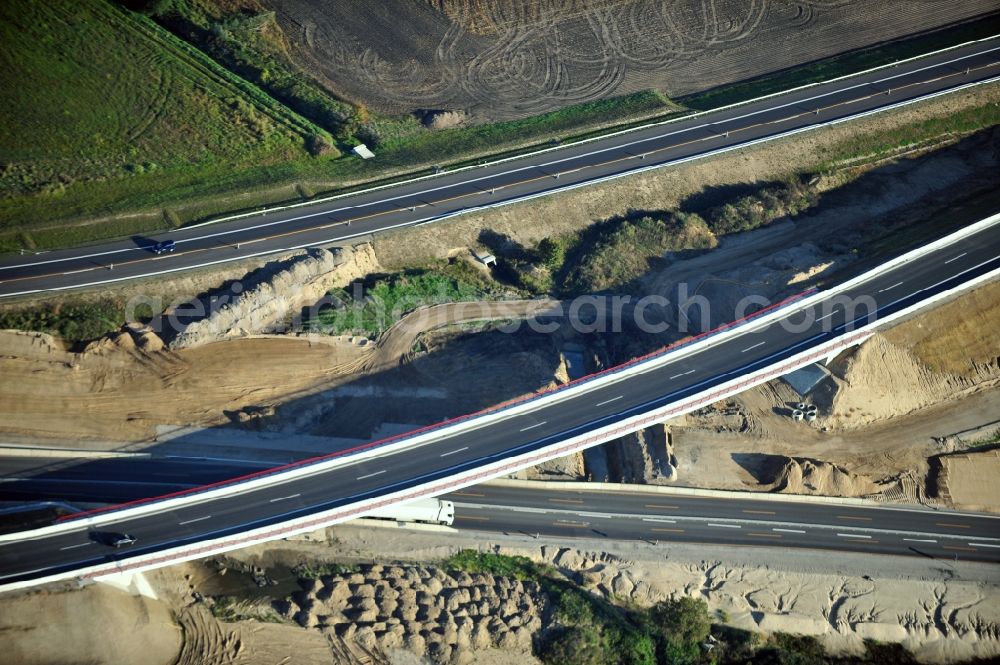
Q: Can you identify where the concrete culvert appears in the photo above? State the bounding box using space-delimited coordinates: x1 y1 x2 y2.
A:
792 409 804 421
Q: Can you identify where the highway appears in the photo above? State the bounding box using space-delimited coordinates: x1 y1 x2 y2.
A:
0 455 275 504
0 39 998 297
443 484 1000 563
4 457 998 563
1 217 998 588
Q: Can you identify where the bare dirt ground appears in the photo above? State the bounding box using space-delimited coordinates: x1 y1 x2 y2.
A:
142 523 1000 664
322 525 1000 663
267 0 996 120
936 450 1000 513
0 295 562 445
0 583 181 665
0 330 371 443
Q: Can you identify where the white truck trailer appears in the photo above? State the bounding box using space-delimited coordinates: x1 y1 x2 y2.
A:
363 498 455 526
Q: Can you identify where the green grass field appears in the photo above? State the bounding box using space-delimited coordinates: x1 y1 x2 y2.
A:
306 260 510 337
0 0 322 251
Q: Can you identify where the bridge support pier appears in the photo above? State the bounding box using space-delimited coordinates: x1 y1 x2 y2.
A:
96 571 158 599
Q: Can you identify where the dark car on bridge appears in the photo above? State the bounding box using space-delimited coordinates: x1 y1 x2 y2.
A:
90 531 138 548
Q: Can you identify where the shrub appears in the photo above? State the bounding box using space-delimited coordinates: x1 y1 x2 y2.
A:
556 590 594 624
0 299 125 344
306 267 496 337
647 597 712 665
540 625 607 665
163 208 182 228
559 211 713 294
305 133 337 157
292 562 358 580
705 179 816 236
535 236 566 269
752 633 827 665
442 550 543 580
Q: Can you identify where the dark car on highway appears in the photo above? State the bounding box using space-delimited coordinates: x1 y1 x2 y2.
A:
152 239 176 255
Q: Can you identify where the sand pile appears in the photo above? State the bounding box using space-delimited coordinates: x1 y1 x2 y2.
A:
279 563 545 664
827 334 996 430
764 457 882 497
168 244 379 350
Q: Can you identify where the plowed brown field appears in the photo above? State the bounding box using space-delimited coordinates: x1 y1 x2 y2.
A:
267 0 996 120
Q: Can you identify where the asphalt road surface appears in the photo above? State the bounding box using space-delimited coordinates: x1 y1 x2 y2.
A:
443 485 1000 563
1 218 998 586
0 40 998 297
6 458 997 564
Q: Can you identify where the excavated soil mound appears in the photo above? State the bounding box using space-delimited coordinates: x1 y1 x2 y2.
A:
0 329 371 442
827 334 999 430
279 563 545 664
167 244 379 350
762 456 882 497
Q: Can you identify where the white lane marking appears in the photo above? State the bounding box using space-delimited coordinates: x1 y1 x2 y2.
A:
773 528 806 534
59 542 92 550
838 533 871 539
519 421 547 432
878 280 904 293
903 538 937 543
269 493 301 503
642 517 677 524
816 310 837 322
669 369 697 379
968 542 1000 549
440 446 469 458
741 341 766 353
944 252 968 264
595 396 624 407
179 515 212 526
708 523 741 529
579 512 613 519
356 470 387 481
511 507 546 513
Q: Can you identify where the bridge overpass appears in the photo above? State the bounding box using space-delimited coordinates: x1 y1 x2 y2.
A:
1 213 998 592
